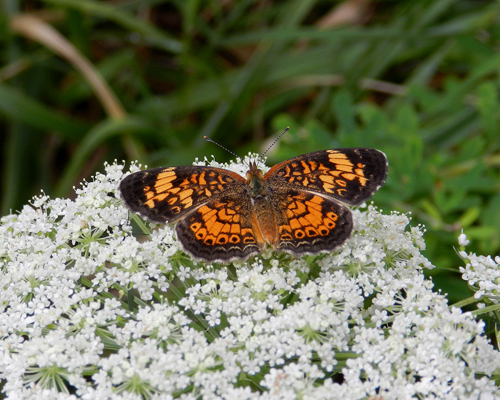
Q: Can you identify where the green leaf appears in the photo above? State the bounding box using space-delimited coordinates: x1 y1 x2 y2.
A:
476 82 500 142
41 0 183 53
332 90 357 146
0 83 89 140
458 207 481 228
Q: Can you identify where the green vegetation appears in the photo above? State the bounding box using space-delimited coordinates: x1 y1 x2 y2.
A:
2 0 500 303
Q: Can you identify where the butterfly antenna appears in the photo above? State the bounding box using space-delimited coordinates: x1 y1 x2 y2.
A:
261 127 289 157
204 136 241 160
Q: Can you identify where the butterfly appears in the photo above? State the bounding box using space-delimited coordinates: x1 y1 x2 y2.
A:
119 148 387 263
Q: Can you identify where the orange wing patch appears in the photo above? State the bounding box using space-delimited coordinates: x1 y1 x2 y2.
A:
279 194 338 242
274 191 352 255
326 150 368 186
176 197 265 262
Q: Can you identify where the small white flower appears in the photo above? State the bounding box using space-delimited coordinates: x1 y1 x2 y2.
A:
459 229 471 246
177 266 191 281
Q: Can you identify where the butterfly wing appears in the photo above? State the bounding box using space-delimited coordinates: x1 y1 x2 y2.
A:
175 194 265 262
119 148 388 261
119 166 246 223
265 148 387 206
267 189 353 255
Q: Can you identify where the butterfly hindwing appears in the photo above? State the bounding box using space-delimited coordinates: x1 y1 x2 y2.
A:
175 194 265 262
267 189 353 255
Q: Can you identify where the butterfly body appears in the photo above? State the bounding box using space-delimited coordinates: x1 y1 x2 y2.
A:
119 148 388 263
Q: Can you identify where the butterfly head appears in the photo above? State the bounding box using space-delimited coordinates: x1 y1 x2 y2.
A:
246 161 267 197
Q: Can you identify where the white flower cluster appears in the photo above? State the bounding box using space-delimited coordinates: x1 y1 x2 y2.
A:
0 161 499 399
458 232 500 302
193 153 269 177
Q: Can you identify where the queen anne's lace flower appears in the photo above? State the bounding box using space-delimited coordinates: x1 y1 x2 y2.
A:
0 160 499 399
458 231 500 303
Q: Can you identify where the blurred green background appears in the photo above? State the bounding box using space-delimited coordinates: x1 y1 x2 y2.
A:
2 0 500 304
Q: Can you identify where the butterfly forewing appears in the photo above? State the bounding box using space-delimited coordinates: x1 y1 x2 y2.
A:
265 148 388 206
119 166 246 223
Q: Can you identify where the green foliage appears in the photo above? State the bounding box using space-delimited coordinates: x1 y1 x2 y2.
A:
2 0 500 303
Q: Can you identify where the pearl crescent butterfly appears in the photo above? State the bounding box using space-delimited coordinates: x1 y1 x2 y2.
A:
119 148 388 263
